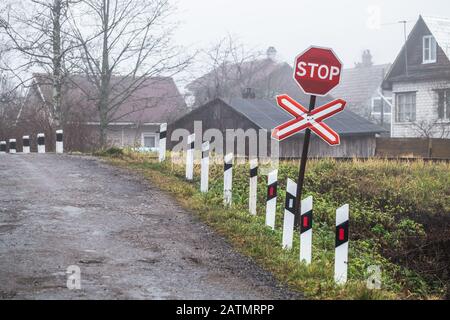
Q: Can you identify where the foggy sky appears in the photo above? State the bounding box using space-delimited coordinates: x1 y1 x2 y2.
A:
174 0 450 68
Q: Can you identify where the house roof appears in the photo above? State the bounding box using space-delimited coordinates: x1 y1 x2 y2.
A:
329 63 391 109
187 56 333 107
31 73 186 124
423 16 450 60
187 58 284 92
383 15 450 88
225 97 385 136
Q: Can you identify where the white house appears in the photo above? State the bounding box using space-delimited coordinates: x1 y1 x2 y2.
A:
382 16 450 139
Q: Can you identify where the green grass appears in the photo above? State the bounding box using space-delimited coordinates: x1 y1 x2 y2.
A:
105 152 449 300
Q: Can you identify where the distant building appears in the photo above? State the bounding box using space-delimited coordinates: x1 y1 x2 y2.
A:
383 15 450 139
168 96 386 158
186 46 333 109
25 74 186 149
330 50 392 132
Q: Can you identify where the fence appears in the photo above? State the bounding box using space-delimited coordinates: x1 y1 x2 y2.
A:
375 138 450 159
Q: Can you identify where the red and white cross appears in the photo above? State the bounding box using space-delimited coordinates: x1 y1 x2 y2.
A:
272 94 346 145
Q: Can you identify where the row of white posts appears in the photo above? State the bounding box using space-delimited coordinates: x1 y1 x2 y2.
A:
156 128 349 285
0 131 63 154
118 122 348 284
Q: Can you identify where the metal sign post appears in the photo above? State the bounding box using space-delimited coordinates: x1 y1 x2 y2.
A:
272 46 345 228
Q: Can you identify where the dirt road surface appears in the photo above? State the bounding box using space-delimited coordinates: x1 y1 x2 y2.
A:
0 154 297 300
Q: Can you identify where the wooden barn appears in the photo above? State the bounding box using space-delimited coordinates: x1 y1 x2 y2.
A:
167 96 386 158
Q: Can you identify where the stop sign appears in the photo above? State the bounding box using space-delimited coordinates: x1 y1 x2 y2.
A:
293 46 343 96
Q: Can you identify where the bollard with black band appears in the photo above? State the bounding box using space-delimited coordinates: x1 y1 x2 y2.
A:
37 133 45 153
334 204 349 285
22 136 30 154
223 153 233 206
249 158 258 215
282 178 297 250
56 130 63 154
9 139 16 154
0 141 6 153
185 133 195 181
265 169 278 230
159 123 167 162
200 141 209 193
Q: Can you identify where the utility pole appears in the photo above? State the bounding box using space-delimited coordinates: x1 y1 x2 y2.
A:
399 20 409 76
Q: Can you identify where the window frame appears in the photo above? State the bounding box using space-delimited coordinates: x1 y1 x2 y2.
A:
141 132 158 149
395 92 416 123
423 35 437 64
436 89 450 122
371 97 392 115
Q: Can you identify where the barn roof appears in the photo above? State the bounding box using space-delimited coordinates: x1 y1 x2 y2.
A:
226 97 385 136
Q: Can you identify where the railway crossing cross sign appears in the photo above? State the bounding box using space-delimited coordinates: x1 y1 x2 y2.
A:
272 95 346 145
272 46 346 228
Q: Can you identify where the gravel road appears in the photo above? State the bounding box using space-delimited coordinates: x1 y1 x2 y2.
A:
0 154 297 300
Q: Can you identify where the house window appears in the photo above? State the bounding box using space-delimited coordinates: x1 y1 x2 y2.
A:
437 89 450 120
396 92 416 122
142 133 157 148
371 97 392 115
423 35 437 64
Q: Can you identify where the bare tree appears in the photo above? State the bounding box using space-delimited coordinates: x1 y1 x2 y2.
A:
411 119 450 139
69 0 191 147
0 0 79 127
186 36 277 106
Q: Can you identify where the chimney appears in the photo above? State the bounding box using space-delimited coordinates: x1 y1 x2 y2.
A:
242 88 256 99
266 46 277 61
357 50 373 68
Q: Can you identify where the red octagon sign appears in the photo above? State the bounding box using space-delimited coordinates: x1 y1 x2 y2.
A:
293 46 343 96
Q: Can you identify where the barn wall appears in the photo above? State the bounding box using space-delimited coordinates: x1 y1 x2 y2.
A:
280 135 377 158
168 99 377 158
167 100 261 153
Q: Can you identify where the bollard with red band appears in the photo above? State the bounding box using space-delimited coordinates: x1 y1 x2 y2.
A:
185 133 195 181
249 159 258 215
334 204 349 285
282 178 297 250
22 136 30 154
265 170 278 229
300 196 313 264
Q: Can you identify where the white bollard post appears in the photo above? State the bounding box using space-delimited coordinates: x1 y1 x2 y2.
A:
200 141 210 193
300 196 313 264
223 153 233 206
158 123 167 162
282 178 297 250
56 130 63 154
249 159 258 215
185 133 195 180
0 141 6 153
37 133 46 153
22 136 30 154
9 139 16 154
334 204 349 285
265 169 278 229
